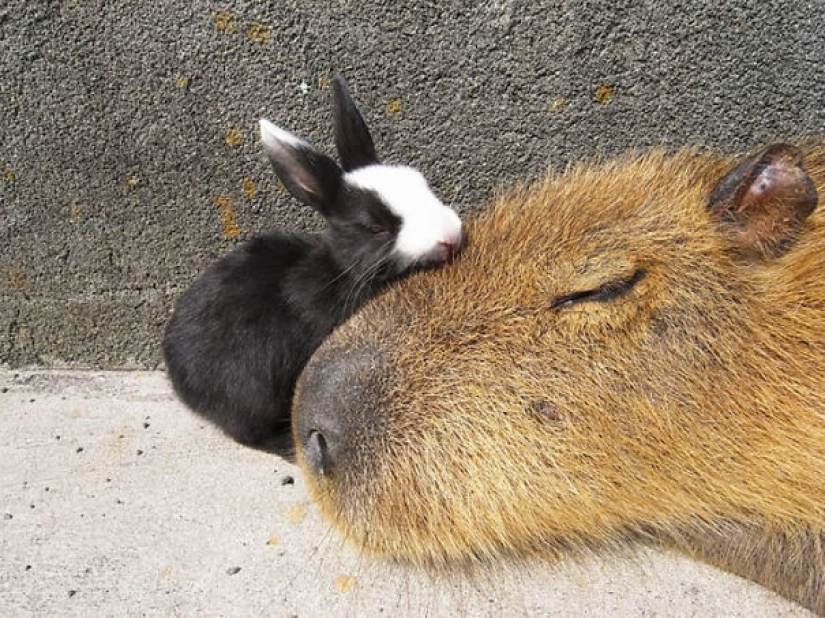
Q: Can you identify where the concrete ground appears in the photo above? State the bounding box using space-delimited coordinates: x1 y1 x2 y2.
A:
0 370 812 617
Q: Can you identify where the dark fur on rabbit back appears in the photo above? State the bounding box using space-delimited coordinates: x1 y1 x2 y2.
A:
162 231 388 456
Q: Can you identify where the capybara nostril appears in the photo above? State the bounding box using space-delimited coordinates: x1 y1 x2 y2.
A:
297 404 345 478
303 430 334 477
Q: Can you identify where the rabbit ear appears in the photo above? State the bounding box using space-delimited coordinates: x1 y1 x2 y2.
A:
330 75 379 172
259 119 343 216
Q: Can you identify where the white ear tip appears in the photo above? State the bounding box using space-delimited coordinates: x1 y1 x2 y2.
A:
259 118 305 149
259 118 276 138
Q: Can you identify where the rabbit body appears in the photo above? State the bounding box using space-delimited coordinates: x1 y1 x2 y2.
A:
164 231 371 452
163 77 462 454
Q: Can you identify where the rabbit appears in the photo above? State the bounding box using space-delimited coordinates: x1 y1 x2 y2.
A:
162 76 463 457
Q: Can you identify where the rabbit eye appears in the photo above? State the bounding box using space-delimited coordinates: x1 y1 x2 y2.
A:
550 269 645 309
368 223 390 235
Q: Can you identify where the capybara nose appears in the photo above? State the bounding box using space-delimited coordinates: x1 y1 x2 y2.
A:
294 344 385 479
297 401 345 477
301 426 337 477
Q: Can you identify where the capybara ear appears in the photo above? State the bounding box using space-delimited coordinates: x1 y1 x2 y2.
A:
707 144 818 258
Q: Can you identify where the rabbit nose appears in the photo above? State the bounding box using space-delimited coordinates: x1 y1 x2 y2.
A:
438 233 463 260
438 240 457 258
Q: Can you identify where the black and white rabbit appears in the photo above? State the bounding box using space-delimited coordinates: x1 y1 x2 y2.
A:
162 76 462 456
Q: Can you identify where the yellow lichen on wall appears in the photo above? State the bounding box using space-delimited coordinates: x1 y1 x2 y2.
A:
215 197 241 239
548 98 566 114
385 99 402 115
241 178 256 199
211 11 235 33
1 268 27 290
595 84 613 104
247 23 268 43
318 75 329 89
224 127 243 147
2 168 16 184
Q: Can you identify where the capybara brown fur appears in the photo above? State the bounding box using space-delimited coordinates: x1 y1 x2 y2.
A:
293 141 825 613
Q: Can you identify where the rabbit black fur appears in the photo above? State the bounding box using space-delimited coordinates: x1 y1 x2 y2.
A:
162 77 462 456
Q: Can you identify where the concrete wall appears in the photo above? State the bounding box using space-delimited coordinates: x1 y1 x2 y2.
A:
2 0 824 368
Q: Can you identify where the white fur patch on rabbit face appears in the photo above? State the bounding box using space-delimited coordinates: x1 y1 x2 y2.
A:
344 165 463 269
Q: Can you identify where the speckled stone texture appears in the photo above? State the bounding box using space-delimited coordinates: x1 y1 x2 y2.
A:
0 370 812 616
1 1 824 367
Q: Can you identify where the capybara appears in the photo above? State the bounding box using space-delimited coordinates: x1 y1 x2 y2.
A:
292 141 825 613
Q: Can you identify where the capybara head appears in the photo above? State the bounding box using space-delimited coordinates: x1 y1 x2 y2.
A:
293 142 825 612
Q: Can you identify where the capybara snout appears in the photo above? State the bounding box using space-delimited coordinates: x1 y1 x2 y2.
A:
293 142 825 613
296 345 388 478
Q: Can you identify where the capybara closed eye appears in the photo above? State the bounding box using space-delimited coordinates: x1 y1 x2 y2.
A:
293 142 825 613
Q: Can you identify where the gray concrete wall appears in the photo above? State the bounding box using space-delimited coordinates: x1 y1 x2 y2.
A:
2 1 824 369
